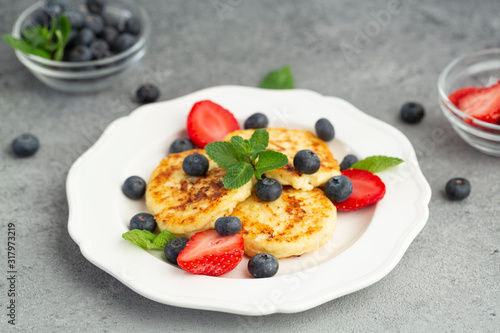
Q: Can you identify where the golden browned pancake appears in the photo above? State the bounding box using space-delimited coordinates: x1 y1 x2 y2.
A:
224 128 340 190
145 149 253 238
231 186 337 258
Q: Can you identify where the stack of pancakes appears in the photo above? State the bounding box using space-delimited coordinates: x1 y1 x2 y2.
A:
145 128 340 259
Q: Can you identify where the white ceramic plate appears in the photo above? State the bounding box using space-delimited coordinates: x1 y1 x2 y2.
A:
67 86 431 315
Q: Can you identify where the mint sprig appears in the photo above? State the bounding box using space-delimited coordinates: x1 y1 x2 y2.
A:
122 229 175 250
206 128 288 189
254 150 289 179
223 162 255 189
351 155 403 173
2 14 71 61
259 65 295 89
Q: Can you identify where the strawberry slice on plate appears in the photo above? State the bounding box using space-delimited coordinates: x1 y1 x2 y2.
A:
177 230 244 276
449 80 500 124
334 169 386 212
187 100 240 148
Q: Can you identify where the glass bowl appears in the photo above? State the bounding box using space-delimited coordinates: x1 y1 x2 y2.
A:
438 48 500 157
11 0 150 93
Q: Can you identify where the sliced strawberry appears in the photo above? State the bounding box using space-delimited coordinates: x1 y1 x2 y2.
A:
334 169 386 212
448 87 479 106
187 100 240 148
177 230 244 276
449 81 500 124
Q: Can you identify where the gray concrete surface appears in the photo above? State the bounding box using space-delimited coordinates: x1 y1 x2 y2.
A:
1 0 499 332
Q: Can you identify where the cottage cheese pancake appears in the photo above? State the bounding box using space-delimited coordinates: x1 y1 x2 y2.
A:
145 149 252 238
224 128 340 190
231 186 337 258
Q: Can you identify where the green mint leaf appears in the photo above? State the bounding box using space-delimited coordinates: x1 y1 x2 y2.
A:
3 14 72 61
248 144 266 162
247 129 269 162
122 229 157 249
2 34 50 58
47 16 58 37
351 155 404 173
259 65 295 89
230 136 250 155
45 30 61 51
122 229 175 250
59 15 71 43
206 141 245 169
249 128 269 148
153 230 176 248
54 48 64 62
53 30 64 61
222 162 254 189
254 150 288 179
22 27 46 46
38 25 50 40
207 129 289 189
55 15 71 61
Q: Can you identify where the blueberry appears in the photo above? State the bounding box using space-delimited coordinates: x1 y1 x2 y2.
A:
400 102 425 124
45 0 66 7
339 154 359 171
66 29 79 48
248 253 279 278
169 138 195 154
182 153 209 177
64 10 85 30
293 149 321 174
74 28 95 46
45 7 62 19
84 14 104 34
89 39 109 59
32 9 50 27
129 213 156 232
324 175 353 203
102 12 119 27
164 237 189 265
315 118 335 141
86 0 106 14
244 112 268 129
20 22 36 40
445 178 471 201
44 0 64 17
122 175 146 199
112 33 136 53
254 178 282 202
101 25 118 45
11 133 39 157
125 16 141 35
136 84 160 104
215 216 242 236
69 45 93 62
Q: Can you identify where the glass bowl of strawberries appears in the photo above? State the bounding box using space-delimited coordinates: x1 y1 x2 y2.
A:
438 48 500 157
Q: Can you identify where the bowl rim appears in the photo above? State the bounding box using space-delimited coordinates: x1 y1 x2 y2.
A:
437 47 500 131
11 0 151 69
15 43 147 79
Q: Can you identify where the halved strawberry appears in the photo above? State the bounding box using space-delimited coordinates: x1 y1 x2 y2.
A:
187 100 240 148
449 81 500 124
448 87 479 106
334 169 386 212
177 230 244 276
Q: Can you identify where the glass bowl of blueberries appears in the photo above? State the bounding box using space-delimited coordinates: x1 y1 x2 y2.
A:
438 48 500 157
9 0 150 93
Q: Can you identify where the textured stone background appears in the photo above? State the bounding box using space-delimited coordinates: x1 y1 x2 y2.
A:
1 0 499 332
